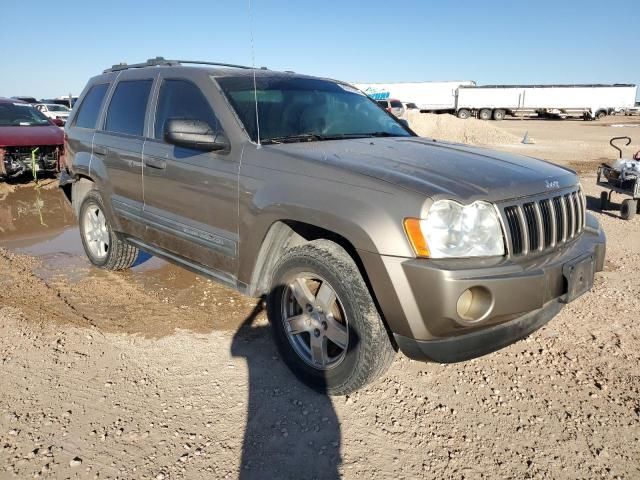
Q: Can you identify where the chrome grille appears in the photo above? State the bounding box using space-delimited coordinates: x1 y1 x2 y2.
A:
504 206 523 255
552 196 564 243
522 202 539 251
500 188 585 257
539 199 553 248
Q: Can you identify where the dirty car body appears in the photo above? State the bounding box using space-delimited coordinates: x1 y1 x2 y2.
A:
60 59 606 394
0 98 64 180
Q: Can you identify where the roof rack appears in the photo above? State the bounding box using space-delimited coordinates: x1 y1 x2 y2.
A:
103 57 265 74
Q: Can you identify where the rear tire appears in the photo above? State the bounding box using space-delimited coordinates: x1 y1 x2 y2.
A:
600 191 609 211
478 108 492 120
620 199 637 220
267 239 396 395
595 110 607 120
78 190 139 270
457 108 471 119
492 109 506 121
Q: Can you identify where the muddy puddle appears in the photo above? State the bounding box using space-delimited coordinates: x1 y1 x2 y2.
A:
0 184 257 333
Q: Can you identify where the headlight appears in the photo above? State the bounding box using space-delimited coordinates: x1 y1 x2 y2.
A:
404 200 505 258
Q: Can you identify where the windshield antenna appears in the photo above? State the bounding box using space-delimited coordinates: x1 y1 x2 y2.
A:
248 0 261 148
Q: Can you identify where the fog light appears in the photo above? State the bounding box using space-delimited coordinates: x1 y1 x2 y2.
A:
456 287 493 322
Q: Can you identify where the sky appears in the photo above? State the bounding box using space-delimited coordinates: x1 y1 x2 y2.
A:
1 0 639 99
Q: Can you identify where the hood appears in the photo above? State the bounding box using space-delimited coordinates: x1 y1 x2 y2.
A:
272 137 577 202
0 124 64 148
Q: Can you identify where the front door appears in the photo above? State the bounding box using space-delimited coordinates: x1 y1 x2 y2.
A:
142 76 238 282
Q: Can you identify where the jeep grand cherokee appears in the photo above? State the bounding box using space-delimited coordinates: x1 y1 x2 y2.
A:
59 58 606 395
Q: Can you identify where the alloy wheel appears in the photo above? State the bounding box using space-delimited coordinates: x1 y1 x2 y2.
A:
281 274 349 370
82 203 109 260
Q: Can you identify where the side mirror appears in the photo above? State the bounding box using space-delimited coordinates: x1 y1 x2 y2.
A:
164 119 229 152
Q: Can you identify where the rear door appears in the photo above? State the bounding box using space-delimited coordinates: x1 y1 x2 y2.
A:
142 74 238 281
93 71 155 237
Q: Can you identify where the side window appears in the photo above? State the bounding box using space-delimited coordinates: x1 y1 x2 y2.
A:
74 84 109 129
104 79 153 136
154 79 221 140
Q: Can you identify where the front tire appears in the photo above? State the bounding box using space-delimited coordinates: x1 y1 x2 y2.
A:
267 240 395 395
457 108 471 119
79 190 139 270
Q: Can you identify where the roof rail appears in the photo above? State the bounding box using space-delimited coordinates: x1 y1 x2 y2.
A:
103 57 263 74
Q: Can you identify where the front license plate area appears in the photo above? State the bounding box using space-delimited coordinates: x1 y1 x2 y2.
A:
562 254 595 303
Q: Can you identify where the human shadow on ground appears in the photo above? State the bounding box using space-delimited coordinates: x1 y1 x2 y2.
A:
231 300 341 480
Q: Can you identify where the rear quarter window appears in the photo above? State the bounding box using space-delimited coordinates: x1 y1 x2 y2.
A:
74 83 109 129
104 79 153 137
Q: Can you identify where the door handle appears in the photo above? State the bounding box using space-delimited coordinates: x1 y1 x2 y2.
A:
144 158 166 170
93 145 107 156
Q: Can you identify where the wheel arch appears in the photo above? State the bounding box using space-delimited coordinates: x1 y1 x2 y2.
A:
68 171 123 232
246 219 399 347
248 219 373 298
71 174 96 216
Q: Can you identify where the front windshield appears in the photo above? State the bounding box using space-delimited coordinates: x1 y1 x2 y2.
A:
47 104 69 112
0 102 51 126
215 75 412 143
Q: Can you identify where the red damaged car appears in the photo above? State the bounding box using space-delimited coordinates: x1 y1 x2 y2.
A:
0 98 64 181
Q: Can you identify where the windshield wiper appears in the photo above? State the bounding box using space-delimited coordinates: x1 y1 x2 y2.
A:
317 132 401 140
261 131 403 144
346 132 398 138
261 133 325 144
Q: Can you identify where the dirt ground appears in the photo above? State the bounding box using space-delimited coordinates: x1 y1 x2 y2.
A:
1 116 639 479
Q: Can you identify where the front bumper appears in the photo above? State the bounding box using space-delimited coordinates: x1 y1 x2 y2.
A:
360 213 606 362
394 298 563 362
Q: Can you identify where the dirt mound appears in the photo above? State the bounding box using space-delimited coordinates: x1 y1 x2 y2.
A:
406 111 520 145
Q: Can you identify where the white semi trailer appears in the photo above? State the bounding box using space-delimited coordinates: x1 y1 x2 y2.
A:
454 84 638 120
353 81 476 113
